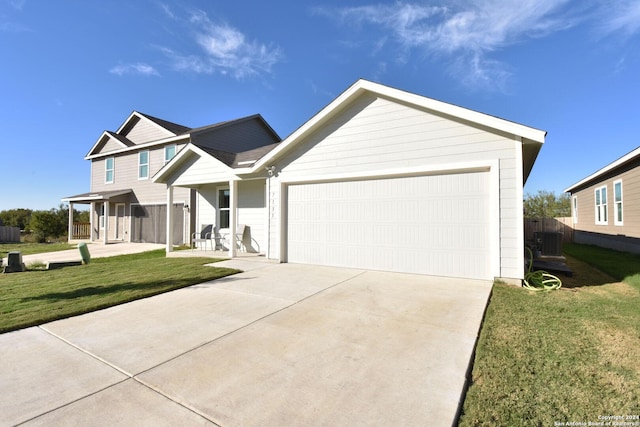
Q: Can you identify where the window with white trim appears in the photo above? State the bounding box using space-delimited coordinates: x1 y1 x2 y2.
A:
99 204 105 229
105 157 114 184
572 196 578 224
218 188 230 229
614 180 623 226
164 145 176 164
595 185 607 225
138 151 149 179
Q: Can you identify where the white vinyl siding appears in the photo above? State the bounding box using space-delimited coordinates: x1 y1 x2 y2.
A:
167 152 235 187
138 151 149 180
105 157 114 184
286 172 491 279
595 185 608 225
274 94 520 279
91 151 191 205
614 180 623 226
196 182 267 252
124 118 175 144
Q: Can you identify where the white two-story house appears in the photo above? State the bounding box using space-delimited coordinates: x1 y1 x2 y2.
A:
63 112 281 245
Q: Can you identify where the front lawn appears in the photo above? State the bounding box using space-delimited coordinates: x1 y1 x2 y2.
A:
0 250 238 333
0 242 73 258
459 244 640 426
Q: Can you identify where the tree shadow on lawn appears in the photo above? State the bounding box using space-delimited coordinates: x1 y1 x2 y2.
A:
20 271 240 303
559 254 619 289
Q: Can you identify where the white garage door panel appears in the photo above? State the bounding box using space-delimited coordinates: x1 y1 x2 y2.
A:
287 172 491 279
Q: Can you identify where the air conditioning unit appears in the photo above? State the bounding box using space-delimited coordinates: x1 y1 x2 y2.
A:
534 232 563 257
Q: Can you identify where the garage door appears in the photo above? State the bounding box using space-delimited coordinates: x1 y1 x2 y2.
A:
286 171 491 279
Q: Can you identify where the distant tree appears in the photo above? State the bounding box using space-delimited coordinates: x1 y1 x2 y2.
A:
524 190 571 218
0 208 32 230
74 209 90 223
2 205 89 242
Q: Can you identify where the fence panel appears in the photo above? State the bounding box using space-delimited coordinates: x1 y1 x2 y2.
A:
524 217 573 244
0 226 20 242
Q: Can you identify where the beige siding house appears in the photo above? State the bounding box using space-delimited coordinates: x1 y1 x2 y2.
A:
63 112 281 245
565 147 640 253
154 80 545 283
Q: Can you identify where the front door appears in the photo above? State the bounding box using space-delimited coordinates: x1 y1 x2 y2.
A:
115 203 126 241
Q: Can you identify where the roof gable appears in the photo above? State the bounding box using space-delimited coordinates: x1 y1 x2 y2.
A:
86 131 135 156
117 111 187 144
86 111 191 157
252 79 546 182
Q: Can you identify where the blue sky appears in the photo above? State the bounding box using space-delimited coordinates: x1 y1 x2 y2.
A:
1 0 639 211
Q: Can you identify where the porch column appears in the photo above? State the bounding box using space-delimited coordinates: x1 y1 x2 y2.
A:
103 200 109 245
67 202 74 243
166 185 174 253
90 202 95 241
229 179 237 258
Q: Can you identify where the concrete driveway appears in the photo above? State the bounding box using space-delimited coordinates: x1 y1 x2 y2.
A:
0 260 492 427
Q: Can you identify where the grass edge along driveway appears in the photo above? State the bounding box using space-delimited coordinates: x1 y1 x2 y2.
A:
0 250 238 333
458 243 640 426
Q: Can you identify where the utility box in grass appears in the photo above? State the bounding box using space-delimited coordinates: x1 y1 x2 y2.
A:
78 243 91 264
3 251 26 273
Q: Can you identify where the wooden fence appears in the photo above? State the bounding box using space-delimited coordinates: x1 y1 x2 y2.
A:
71 222 91 240
0 226 20 242
524 217 573 243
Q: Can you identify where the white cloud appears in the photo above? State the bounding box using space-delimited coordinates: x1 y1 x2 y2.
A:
599 0 640 37
109 63 160 77
317 0 578 90
162 9 282 79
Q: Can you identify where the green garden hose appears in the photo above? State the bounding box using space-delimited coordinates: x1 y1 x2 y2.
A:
523 247 562 291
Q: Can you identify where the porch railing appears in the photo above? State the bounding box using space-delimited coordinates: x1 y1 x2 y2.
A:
71 222 91 240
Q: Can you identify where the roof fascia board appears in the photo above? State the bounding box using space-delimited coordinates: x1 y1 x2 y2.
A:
85 134 190 160
564 146 640 193
252 79 546 172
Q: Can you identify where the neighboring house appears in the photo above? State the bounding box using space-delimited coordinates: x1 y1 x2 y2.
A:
564 146 640 253
63 112 281 245
154 79 546 283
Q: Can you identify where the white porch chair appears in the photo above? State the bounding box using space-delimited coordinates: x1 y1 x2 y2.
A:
219 224 247 252
191 224 214 251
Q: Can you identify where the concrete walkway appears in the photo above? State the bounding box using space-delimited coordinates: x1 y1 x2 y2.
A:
0 258 492 426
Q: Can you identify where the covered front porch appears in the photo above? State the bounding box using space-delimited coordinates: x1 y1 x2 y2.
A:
163 178 269 259
62 189 133 244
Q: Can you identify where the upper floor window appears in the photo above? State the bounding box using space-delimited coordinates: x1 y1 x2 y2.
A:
595 185 607 225
138 151 149 179
614 180 623 226
105 157 114 184
572 196 578 224
165 145 176 164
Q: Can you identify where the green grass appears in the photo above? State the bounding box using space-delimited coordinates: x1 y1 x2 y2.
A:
0 242 74 258
459 244 640 426
563 242 640 282
0 250 238 333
